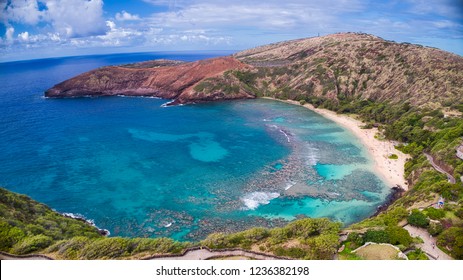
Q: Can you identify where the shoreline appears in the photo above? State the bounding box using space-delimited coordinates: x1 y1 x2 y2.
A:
263 97 409 191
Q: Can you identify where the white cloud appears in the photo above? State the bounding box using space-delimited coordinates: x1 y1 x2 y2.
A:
49 33 61 42
91 20 144 47
144 0 366 34
18 31 30 41
106 20 116 30
6 27 15 42
115 11 141 21
44 0 108 37
3 0 43 25
433 20 460 29
2 0 108 38
1 0 462 61
406 0 463 19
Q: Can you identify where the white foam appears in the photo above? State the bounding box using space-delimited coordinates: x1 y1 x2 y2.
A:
305 145 319 166
62 212 95 226
279 129 291 143
285 181 296 190
61 212 110 236
161 100 174 107
241 192 280 210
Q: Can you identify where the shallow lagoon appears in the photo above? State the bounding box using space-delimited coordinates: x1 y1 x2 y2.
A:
0 54 390 240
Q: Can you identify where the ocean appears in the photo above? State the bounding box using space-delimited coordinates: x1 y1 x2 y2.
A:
0 52 390 240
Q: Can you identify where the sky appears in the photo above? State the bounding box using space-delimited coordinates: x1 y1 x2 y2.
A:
0 0 462 62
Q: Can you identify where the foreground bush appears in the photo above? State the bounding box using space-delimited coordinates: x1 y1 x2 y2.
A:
408 210 429 228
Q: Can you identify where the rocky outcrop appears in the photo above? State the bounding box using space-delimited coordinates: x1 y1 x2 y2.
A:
45 57 254 104
46 33 463 107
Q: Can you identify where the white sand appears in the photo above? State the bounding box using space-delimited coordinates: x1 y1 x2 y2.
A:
264 97 410 190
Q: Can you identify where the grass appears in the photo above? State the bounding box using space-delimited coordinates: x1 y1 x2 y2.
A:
354 244 401 260
388 154 399 159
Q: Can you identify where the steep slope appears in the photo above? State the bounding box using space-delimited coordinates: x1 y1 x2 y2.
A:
232 32 463 108
46 33 463 109
45 57 254 104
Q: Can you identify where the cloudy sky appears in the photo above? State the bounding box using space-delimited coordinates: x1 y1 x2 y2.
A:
1 0 462 62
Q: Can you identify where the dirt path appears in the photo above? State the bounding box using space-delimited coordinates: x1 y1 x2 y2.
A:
404 225 452 260
425 153 456 184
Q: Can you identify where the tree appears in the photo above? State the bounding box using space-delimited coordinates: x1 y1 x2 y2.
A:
386 226 413 247
438 227 463 259
363 229 390 244
407 209 429 228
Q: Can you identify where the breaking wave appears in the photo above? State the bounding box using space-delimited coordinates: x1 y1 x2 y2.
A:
241 192 280 210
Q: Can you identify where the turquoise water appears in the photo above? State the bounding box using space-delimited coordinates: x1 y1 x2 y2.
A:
0 53 390 240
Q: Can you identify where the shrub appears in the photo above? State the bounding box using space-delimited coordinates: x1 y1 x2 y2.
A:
46 236 91 259
388 154 399 159
382 206 409 226
0 221 25 252
424 208 445 220
437 227 463 259
133 237 185 255
305 234 340 259
269 227 290 245
273 246 307 259
346 232 364 249
11 234 53 254
439 183 463 201
202 233 229 249
386 226 413 247
287 218 341 239
427 222 444 236
80 237 134 259
363 230 390 244
407 209 429 228
407 249 428 260
455 208 463 219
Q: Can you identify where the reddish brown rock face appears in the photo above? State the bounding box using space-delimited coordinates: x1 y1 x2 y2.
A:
46 33 463 107
45 56 254 104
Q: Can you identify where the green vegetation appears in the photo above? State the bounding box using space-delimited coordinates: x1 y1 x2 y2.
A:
0 188 187 259
306 94 463 259
0 187 101 254
361 226 412 248
193 78 241 95
407 210 430 228
4 35 463 259
1 188 343 259
202 218 341 260
424 207 445 220
354 243 402 260
46 237 186 260
437 227 463 259
406 248 429 260
388 154 399 159
300 95 462 259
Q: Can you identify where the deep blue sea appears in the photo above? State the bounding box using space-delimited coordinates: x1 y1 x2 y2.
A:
0 52 390 240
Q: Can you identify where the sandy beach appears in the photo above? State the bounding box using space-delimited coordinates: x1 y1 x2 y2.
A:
264 97 410 190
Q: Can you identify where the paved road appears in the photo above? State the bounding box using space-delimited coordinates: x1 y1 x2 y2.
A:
0 252 52 260
404 225 452 260
424 153 456 184
150 248 288 260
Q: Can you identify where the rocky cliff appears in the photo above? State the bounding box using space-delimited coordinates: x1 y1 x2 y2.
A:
45 56 254 104
46 33 463 108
